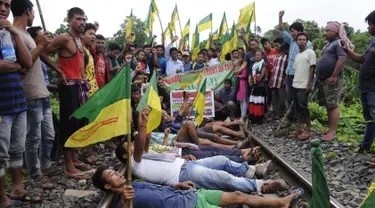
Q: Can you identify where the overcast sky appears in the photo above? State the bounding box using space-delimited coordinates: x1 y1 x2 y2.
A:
10 0 373 43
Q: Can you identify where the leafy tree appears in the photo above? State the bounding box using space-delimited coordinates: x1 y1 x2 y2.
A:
110 15 147 47
263 23 290 41
343 22 355 39
53 24 69 36
295 19 321 41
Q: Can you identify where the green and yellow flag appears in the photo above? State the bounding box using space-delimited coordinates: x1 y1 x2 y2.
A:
180 69 205 89
191 24 200 61
170 4 179 32
182 19 190 41
144 30 153 45
237 2 256 30
198 13 212 32
136 73 162 133
193 78 207 126
361 177 375 208
212 29 218 41
218 12 229 39
65 65 132 148
231 21 238 50
144 0 159 33
165 23 174 42
126 9 136 42
220 32 231 62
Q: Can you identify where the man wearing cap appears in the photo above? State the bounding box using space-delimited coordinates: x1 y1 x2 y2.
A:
182 51 192 72
316 21 351 141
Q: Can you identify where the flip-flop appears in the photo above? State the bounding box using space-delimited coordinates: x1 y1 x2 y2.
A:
366 157 375 166
298 132 312 141
74 162 91 171
30 175 54 189
322 134 336 142
288 187 304 208
290 130 303 137
64 171 89 180
9 192 42 203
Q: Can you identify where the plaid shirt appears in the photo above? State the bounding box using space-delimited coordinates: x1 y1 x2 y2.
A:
269 52 288 88
280 31 313 75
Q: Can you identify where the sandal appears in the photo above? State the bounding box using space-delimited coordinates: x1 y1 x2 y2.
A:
42 164 64 176
74 162 91 171
31 175 54 189
322 134 336 142
366 157 375 166
288 187 304 208
298 131 312 141
246 147 261 165
9 192 42 203
64 171 89 180
290 129 303 137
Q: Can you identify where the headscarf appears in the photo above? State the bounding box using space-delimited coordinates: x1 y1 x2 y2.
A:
326 22 355 50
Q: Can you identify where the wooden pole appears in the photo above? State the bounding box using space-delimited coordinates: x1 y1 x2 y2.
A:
126 133 133 208
35 0 47 31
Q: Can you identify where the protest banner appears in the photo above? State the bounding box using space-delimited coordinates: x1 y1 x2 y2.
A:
170 90 215 118
162 61 240 92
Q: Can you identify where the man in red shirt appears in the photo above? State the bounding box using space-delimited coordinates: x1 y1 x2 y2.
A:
91 34 110 88
261 38 278 111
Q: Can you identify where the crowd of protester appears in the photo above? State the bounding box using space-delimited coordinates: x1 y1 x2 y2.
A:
1 0 375 207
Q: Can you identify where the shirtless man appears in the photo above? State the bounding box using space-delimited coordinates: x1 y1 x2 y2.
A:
43 7 90 179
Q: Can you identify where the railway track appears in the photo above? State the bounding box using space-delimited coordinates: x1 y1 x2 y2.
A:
96 132 346 208
249 131 345 208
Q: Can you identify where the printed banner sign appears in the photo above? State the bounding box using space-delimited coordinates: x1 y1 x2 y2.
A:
162 62 239 91
170 90 215 118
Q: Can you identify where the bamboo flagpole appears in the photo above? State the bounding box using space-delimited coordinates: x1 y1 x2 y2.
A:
126 134 133 208
35 0 47 31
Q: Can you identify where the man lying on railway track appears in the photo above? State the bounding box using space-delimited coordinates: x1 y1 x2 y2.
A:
92 166 304 208
116 107 287 194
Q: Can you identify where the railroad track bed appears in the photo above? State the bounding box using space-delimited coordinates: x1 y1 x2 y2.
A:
251 120 374 208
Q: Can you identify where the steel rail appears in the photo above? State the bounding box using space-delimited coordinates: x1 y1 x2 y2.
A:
249 132 344 208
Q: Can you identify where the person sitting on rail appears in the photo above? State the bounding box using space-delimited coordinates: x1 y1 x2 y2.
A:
92 166 304 208
159 92 246 146
116 107 288 194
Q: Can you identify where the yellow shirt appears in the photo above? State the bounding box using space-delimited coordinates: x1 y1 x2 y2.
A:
84 48 99 97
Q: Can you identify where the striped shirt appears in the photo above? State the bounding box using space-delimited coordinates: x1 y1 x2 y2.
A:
269 53 288 88
279 31 313 75
0 72 27 115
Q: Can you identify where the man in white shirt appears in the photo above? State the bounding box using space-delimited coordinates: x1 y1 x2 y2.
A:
207 48 221 66
165 36 183 76
291 32 316 141
117 107 289 194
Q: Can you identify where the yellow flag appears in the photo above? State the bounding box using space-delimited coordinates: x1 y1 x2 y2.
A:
193 78 207 126
237 2 256 30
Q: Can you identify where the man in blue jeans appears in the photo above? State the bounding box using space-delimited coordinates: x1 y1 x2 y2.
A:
342 10 375 165
0 0 36 206
278 10 313 127
122 107 288 194
12 0 61 190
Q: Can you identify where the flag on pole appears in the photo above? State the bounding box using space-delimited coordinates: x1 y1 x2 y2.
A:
193 78 207 126
169 4 179 31
180 70 205 89
310 139 330 208
182 19 190 40
218 12 229 39
198 13 212 32
220 32 231 62
65 65 132 148
191 24 200 61
144 0 158 33
205 38 211 49
165 23 174 42
126 9 136 42
136 73 162 133
237 2 256 30
212 29 218 41
361 177 375 208
230 21 238 50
